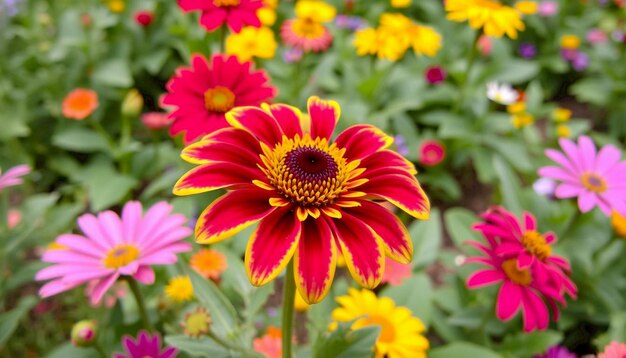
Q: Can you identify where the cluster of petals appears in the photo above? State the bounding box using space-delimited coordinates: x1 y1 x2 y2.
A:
539 135 626 216
36 201 192 304
445 0 526 39
467 206 577 332
173 96 430 304
177 0 262 33
114 330 178 358
0 164 31 192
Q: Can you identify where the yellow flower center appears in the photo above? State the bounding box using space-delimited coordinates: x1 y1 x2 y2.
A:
362 315 395 343
581 172 607 193
292 18 326 38
213 0 240 7
183 308 211 337
204 86 236 113
501 259 532 286
103 244 139 269
521 230 551 260
261 134 354 207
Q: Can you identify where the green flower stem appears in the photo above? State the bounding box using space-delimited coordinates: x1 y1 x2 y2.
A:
282 261 296 358
93 341 108 358
454 30 481 113
0 191 8 233
220 26 226 54
120 114 132 175
127 277 154 332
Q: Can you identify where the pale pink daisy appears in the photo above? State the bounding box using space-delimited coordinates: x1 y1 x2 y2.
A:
36 201 192 304
538 135 626 216
381 257 412 286
0 164 31 192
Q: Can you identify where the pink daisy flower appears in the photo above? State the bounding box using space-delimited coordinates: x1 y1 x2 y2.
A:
114 330 178 358
473 206 577 300
418 139 446 166
598 341 626 358
161 54 276 144
36 201 192 305
280 19 333 53
0 164 31 192
177 0 262 33
381 257 412 286
538 135 626 216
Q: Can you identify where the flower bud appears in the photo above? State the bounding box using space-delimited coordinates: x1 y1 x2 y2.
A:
121 89 143 118
71 320 98 347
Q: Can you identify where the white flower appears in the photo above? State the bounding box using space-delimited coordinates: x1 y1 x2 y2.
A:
533 177 557 197
486 81 519 105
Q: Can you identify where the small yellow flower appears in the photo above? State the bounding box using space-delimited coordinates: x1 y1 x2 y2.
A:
511 112 534 128
354 28 379 56
226 26 277 62
446 0 525 39
515 1 538 15
295 0 336 23
294 290 310 311
553 107 572 122
391 0 412 8
181 307 211 337
612 211 626 239
556 124 571 138
257 0 277 26
411 25 442 57
106 0 125 13
560 34 581 49
507 102 526 114
165 276 194 302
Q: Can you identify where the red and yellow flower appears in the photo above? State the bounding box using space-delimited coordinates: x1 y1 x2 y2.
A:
173 96 430 303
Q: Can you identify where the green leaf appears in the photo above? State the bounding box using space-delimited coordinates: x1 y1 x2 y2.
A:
45 342 97 358
493 155 523 215
429 342 502 358
409 209 442 268
493 60 539 84
382 274 432 325
93 58 133 88
570 77 612 106
165 335 239 358
52 127 110 153
0 296 37 347
78 161 137 211
186 268 239 341
444 207 481 249
313 322 380 358
498 330 563 357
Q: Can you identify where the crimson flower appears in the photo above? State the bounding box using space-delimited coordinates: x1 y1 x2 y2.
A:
178 0 262 33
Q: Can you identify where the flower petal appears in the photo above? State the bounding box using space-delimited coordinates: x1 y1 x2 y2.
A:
335 125 394 161
467 269 504 288
358 174 430 219
294 216 337 304
196 188 276 244
245 207 301 286
173 161 263 195
180 128 261 165
496 281 522 321
358 149 416 175
330 213 384 289
307 96 339 140
341 200 412 264
226 106 283 146
262 103 304 138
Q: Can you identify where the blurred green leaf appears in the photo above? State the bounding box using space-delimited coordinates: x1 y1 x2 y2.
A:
165 335 241 358
498 330 563 357
493 60 539 84
410 209 442 268
0 296 37 347
52 127 110 153
570 77 612 106
444 207 481 249
430 342 502 358
312 322 379 358
382 274 432 325
93 58 133 88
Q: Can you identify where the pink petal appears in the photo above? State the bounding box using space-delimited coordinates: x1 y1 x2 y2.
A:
133 266 155 284
467 269 504 288
89 273 120 305
555 183 583 198
578 190 597 212
496 281 522 321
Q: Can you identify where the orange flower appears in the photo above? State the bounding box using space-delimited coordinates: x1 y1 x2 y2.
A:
62 89 98 120
190 248 227 280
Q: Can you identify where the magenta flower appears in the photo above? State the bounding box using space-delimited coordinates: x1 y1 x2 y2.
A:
424 65 447 85
36 201 192 304
538 135 626 216
418 139 446 166
177 0 262 33
534 345 576 358
114 330 178 358
0 164 31 192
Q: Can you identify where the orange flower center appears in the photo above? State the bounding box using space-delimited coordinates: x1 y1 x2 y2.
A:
213 0 240 7
103 244 139 269
262 134 355 207
521 230 551 260
581 172 607 193
359 315 395 343
292 18 325 38
204 86 236 113
475 0 502 9
501 259 532 286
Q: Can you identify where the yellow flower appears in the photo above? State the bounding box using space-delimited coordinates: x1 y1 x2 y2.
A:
106 0 125 13
379 13 414 34
294 290 310 311
257 8 276 26
181 307 211 337
376 29 410 61
515 1 538 15
190 248 228 280
165 276 194 302
295 0 336 23
511 112 534 128
556 124 571 138
553 107 572 122
332 289 429 358
411 25 442 57
446 0 525 39
612 211 626 239
560 34 581 49
507 101 526 114
391 0 412 7
354 27 380 56
226 26 277 62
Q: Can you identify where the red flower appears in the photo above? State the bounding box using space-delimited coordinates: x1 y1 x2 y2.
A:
134 10 154 27
424 65 447 85
173 96 430 303
418 139 445 166
177 0 263 33
161 54 276 144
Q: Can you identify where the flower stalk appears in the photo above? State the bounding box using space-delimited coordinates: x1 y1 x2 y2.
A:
127 277 154 332
282 261 296 358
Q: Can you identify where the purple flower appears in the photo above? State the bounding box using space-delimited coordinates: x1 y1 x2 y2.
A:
1 0 22 17
518 43 537 59
560 48 577 61
534 345 576 358
335 15 366 31
572 52 589 71
114 331 177 358
283 48 304 64
0 164 30 192
394 135 410 156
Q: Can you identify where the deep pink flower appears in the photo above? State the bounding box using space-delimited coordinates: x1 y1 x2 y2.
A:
598 341 626 358
418 139 446 166
280 19 334 53
36 201 192 304
381 257 412 286
538 135 626 216
134 10 154 27
177 0 262 33
114 330 177 358
534 345 576 358
424 66 447 85
161 54 276 144
0 164 30 192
